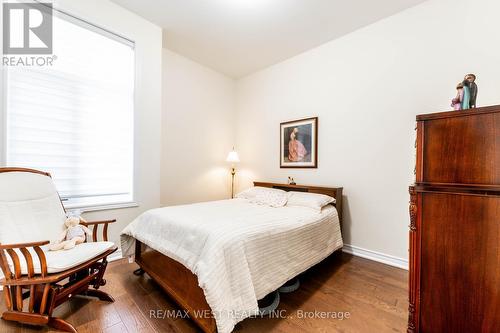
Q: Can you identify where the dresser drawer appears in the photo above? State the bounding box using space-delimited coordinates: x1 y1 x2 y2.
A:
418 112 500 185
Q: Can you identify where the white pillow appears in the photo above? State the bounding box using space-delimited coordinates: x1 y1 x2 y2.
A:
250 190 288 208
286 191 335 211
236 186 286 200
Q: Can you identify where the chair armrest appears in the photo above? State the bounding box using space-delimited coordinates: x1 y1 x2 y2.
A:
81 219 116 226
81 219 116 242
0 240 50 250
0 240 50 280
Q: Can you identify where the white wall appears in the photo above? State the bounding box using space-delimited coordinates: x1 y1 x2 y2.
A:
235 0 500 261
161 49 236 205
37 0 162 247
3 0 498 265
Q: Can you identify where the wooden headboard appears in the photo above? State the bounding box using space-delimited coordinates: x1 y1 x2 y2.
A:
253 181 343 224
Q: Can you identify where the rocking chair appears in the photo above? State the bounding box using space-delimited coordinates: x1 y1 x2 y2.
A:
0 168 117 332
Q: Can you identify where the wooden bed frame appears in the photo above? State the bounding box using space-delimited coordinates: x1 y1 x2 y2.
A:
134 182 343 333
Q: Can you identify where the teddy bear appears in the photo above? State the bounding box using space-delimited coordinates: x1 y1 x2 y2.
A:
49 215 92 251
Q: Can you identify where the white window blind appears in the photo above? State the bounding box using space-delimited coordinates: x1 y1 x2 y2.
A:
5 8 135 209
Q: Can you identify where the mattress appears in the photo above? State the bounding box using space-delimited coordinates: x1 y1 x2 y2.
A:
120 198 342 333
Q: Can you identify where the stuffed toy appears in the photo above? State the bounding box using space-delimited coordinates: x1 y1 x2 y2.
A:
49 215 92 251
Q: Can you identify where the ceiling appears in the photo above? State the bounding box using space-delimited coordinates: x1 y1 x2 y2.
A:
111 0 426 78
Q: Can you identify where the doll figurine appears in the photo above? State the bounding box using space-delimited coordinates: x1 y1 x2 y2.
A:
463 73 478 108
461 80 471 110
451 82 464 110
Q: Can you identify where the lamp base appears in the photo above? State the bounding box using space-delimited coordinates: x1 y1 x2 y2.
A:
231 168 236 198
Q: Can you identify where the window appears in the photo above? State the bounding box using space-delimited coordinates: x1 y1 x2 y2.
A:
3 7 135 210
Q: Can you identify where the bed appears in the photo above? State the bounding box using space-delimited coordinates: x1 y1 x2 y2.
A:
120 182 343 333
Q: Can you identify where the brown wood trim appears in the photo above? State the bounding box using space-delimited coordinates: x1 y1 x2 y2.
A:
280 116 318 169
135 242 217 333
92 225 98 243
413 184 500 196
0 241 50 250
81 220 115 242
103 223 109 242
15 286 22 312
415 182 500 190
19 248 35 278
47 317 77 333
415 121 424 182
82 219 116 226
0 251 13 281
253 181 341 192
0 167 51 177
5 250 21 279
39 284 50 314
55 273 96 303
3 286 12 310
407 187 421 333
33 246 48 278
2 311 49 325
416 104 500 121
28 285 35 313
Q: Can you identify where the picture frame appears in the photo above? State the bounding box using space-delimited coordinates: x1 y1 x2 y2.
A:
280 117 318 168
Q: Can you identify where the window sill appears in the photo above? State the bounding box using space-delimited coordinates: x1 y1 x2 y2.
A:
63 201 139 213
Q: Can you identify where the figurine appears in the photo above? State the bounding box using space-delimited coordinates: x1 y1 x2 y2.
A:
460 74 478 110
463 73 478 108
451 82 464 111
287 177 296 185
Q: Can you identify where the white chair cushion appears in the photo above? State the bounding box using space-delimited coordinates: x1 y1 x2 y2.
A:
8 241 115 275
0 171 67 244
0 171 58 202
0 194 66 244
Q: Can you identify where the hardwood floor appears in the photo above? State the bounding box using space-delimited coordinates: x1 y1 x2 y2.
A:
0 252 408 333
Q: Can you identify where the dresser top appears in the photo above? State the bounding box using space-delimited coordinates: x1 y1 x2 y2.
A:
416 104 500 121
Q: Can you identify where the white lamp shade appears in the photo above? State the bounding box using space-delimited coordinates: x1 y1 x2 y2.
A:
226 151 240 163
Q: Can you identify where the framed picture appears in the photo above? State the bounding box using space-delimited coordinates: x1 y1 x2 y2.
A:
280 117 318 168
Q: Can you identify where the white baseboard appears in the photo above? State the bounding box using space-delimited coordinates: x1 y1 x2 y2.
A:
342 244 408 270
108 249 123 263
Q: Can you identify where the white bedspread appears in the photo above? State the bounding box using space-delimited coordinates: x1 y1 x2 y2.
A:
120 198 342 333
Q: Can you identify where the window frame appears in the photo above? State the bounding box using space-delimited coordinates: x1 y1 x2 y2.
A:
1 4 138 212
0 71 6 168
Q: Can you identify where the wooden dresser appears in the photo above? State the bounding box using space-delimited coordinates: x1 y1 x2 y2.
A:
408 105 500 333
